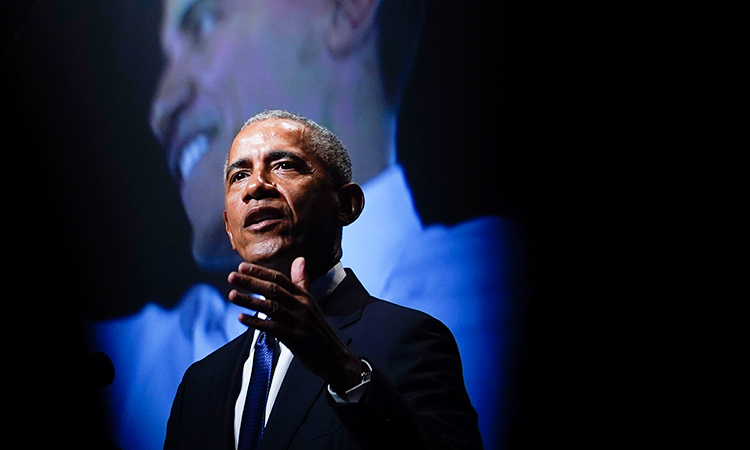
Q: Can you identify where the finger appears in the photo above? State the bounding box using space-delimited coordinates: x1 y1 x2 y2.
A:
237 262 302 295
228 290 282 318
238 313 281 335
291 257 309 292
228 271 293 304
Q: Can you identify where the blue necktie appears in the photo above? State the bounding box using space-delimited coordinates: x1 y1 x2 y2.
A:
238 331 276 450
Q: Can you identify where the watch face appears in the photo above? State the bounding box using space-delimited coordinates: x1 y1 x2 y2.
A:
360 359 373 382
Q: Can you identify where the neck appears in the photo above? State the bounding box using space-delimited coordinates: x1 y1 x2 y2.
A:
253 242 342 283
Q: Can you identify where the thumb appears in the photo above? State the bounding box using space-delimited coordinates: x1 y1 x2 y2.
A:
291 256 309 292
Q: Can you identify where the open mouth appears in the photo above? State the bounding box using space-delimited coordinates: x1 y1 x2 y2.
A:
164 125 218 186
244 206 286 230
178 134 210 182
173 133 211 183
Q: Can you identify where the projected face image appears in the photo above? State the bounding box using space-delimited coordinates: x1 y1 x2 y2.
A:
150 0 332 270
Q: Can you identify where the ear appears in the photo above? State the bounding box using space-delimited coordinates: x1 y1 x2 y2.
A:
335 182 365 226
325 0 381 56
223 211 237 250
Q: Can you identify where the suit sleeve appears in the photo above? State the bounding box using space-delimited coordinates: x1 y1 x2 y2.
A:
163 369 187 450
330 314 483 450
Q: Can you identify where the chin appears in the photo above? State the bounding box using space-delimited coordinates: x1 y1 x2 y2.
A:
241 243 297 274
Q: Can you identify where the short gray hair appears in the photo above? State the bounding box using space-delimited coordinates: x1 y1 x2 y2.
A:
238 109 352 188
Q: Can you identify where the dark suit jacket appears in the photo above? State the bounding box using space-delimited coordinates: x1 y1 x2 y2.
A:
164 270 482 450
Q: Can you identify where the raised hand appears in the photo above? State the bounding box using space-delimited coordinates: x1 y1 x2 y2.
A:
228 257 364 393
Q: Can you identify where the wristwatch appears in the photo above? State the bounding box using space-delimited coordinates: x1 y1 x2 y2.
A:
358 358 373 385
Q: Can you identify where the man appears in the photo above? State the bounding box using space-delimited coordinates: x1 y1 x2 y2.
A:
164 109 483 449
91 1 513 448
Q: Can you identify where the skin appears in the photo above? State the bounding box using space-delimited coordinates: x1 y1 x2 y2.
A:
223 118 365 392
150 0 390 271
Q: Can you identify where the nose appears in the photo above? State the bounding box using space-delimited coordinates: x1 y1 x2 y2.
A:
150 60 196 145
242 169 279 202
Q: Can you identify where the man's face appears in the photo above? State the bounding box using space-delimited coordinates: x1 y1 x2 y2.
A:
223 119 341 274
150 0 327 269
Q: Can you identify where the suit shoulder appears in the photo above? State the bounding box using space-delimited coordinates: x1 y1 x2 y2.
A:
362 297 457 342
183 328 250 377
366 296 440 320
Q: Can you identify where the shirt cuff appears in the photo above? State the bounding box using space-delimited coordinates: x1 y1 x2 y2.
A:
327 359 372 404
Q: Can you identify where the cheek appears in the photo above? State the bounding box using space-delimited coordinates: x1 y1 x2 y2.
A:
289 190 336 231
223 198 243 233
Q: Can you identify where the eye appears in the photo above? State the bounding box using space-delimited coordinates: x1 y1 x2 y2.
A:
181 0 221 47
273 161 297 171
229 171 249 184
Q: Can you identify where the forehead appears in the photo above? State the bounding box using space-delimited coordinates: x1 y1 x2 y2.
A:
229 119 310 159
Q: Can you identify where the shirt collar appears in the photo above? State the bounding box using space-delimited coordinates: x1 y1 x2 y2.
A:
253 262 345 321
310 261 346 302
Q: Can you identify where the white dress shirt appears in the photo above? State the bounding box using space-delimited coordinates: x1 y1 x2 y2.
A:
232 262 354 449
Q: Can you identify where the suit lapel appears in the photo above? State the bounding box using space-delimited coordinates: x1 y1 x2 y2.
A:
257 358 326 450
322 269 371 330
256 270 370 450
219 329 257 450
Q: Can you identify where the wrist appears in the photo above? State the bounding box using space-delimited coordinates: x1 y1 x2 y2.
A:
330 353 369 394
327 359 372 404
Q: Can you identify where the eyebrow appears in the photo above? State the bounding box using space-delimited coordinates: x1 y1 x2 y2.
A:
224 150 312 180
224 157 251 181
